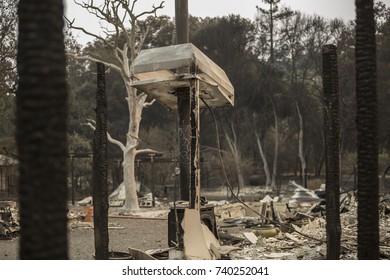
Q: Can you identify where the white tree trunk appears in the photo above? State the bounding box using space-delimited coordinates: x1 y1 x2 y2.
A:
225 127 244 195
255 133 272 186
122 150 139 211
87 84 151 212
66 1 164 212
121 84 146 212
233 151 245 197
296 102 307 188
271 100 279 187
236 162 245 192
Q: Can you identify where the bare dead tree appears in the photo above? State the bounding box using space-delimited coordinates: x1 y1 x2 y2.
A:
66 0 163 211
255 132 272 186
255 97 279 188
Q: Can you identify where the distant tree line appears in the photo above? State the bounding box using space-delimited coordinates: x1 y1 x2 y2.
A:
2 1 390 190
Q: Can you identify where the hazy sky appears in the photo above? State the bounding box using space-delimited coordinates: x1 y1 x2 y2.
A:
65 0 390 45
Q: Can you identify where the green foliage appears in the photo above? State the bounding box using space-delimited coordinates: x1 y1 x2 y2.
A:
0 0 17 144
376 3 390 152
68 133 91 153
0 93 15 137
0 0 18 96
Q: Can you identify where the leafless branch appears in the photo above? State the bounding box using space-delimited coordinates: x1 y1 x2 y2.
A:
143 99 156 108
74 0 115 24
135 148 161 156
83 119 126 151
225 133 236 155
67 52 122 74
135 1 165 19
107 133 126 152
64 16 113 46
130 0 138 14
137 24 151 53
203 146 230 155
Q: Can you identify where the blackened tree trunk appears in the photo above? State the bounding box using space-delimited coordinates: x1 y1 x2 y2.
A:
355 0 379 259
16 0 68 259
322 44 341 260
93 62 109 259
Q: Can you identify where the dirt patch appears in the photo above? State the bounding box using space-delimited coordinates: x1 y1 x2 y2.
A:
0 205 168 260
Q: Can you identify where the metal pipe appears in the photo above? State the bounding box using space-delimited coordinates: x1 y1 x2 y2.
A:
149 153 156 207
71 155 75 205
175 0 189 44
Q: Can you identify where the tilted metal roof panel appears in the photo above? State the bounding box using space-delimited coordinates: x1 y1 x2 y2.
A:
130 43 234 110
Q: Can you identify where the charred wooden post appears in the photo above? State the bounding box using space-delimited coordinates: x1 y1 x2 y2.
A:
93 62 109 260
175 0 199 208
322 44 341 260
17 0 68 259
190 80 201 209
177 88 191 202
355 0 379 260
175 0 189 44
175 0 190 203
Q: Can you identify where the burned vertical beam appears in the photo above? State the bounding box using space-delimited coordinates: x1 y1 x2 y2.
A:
93 62 109 260
322 44 341 260
190 80 201 209
175 0 189 44
355 0 379 260
177 88 191 202
175 0 192 203
17 0 68 259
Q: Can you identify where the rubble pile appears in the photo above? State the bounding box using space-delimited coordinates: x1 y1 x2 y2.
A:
1 180 389 260
0 201 19 239
212 186 390 260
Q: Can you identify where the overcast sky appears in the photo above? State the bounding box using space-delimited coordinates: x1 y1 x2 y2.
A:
65 0 390 45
